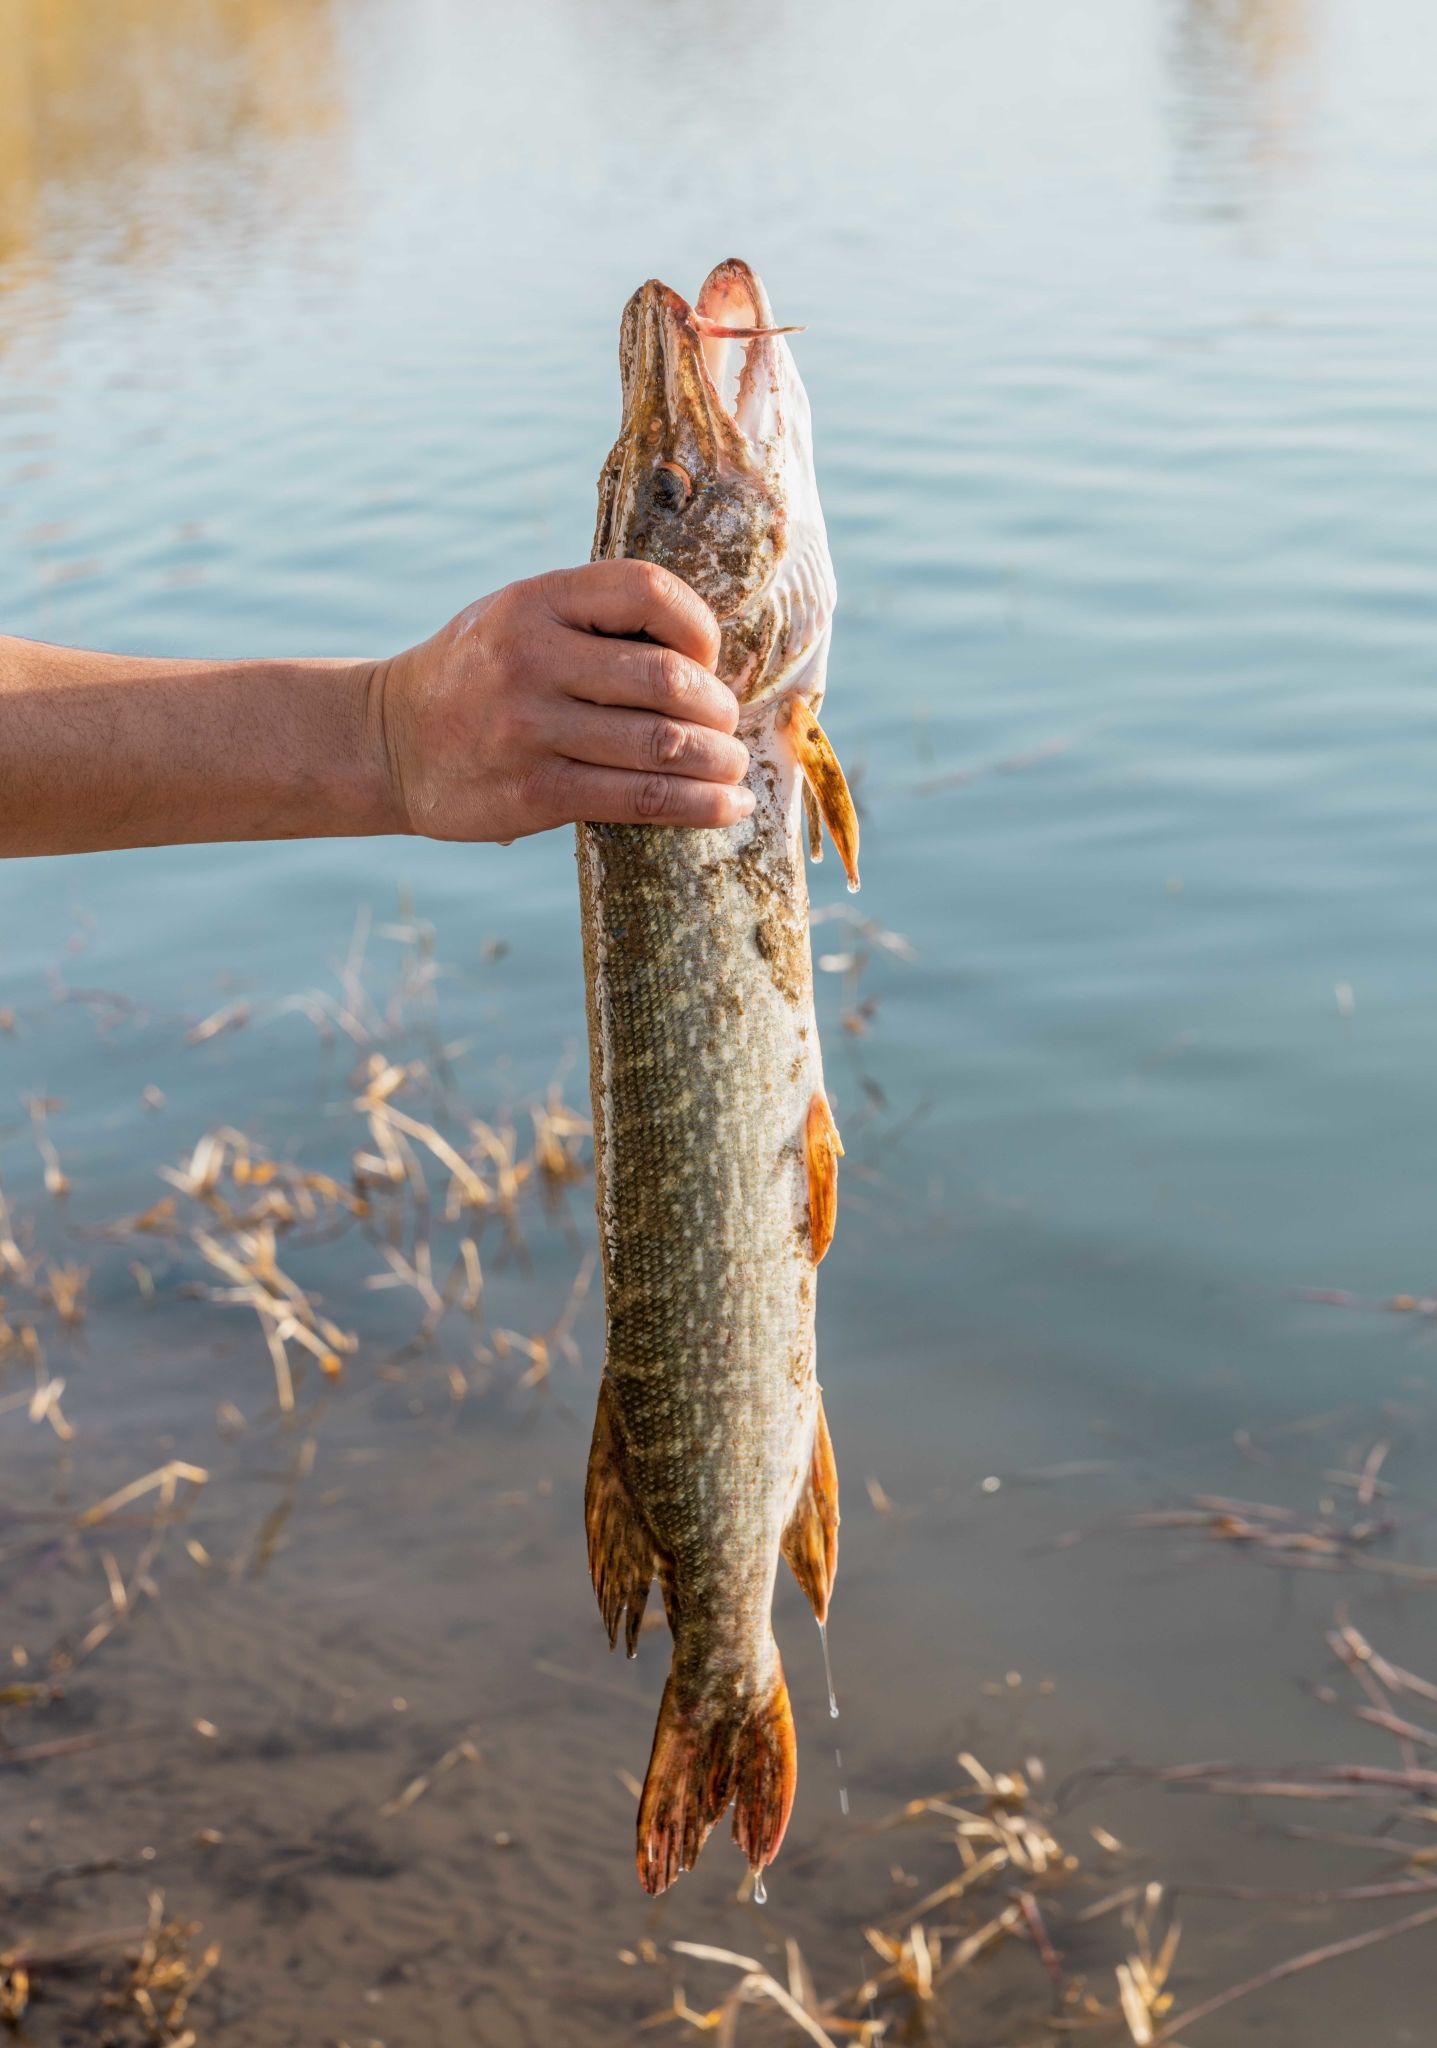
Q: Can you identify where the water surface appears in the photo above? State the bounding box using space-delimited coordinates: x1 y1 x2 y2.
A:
4 2 1437 2040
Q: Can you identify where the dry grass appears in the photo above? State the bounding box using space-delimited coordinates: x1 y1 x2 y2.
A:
647 1616 1437 2048
0 1889 218 2043
642 1751 1188 2045
1049 1417 1437 1591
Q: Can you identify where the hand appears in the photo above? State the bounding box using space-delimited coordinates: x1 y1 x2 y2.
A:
369 562 753 842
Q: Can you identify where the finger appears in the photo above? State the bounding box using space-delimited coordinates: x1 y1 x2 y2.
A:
531 761 755 830
555 704 750 784
539 561 722 669
551 631 739 733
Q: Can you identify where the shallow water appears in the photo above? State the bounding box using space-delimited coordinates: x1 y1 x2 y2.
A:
5 1 1437 2040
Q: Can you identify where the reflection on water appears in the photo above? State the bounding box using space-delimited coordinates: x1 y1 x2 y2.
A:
1166 0 1320 212
0 0 345 281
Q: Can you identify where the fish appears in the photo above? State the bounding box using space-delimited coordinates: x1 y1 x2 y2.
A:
577 258 858 1895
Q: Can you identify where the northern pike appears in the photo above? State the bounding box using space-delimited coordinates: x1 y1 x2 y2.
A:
578 259 858 1895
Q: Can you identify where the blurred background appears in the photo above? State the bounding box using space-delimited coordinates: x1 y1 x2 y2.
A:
4 2 1437 2042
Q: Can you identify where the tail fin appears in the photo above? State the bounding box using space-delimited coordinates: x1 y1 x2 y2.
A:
636 1656 797 1895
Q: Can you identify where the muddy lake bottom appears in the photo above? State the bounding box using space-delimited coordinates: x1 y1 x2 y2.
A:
4 932 1437 2048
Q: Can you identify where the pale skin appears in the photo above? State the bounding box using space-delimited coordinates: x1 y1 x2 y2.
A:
0 561 754 859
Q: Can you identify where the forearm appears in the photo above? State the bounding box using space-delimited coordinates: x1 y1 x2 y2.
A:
0 566 748 858
0 637 400 856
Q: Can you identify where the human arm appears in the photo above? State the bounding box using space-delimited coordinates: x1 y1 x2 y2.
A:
0 561 751 858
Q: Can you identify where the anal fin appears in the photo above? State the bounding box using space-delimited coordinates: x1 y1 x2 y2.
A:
585 1375 658 1657
782 1398 840 1623
788 697 860 891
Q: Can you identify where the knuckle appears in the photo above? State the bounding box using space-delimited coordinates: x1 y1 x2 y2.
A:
630 558 673 604
649 717 689 769
652 648 694 707
632 772 674 821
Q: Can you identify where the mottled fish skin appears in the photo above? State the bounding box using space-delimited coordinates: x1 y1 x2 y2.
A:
579 262 851 1895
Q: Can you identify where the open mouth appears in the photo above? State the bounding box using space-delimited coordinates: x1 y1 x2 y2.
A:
693 260 802 429
606 262 828 670
620 262 800 465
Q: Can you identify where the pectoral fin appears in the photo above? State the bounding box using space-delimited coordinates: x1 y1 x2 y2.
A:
805 1090 843 1265
782 1397 840 1623
585 1375 659 1657
802 782 824 863
788 698 860 891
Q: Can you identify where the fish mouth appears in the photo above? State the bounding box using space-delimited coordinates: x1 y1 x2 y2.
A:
693 259 803 440
603 261 826 672
621 260 801 465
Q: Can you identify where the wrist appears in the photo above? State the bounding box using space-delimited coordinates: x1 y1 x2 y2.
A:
349 654 413 837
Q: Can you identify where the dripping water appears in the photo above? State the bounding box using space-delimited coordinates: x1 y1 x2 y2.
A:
817 1618 839 1720
752 1868 767 1906
818 1619 850 1814
817 1618 873 2031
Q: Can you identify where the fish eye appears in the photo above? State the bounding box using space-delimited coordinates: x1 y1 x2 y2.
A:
651 461 692 512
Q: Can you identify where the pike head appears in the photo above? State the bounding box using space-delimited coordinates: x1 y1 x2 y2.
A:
594 258 836 712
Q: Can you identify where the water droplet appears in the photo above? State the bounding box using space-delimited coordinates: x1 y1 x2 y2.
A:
835 1745 849 1814
817 1618 839 1719
845 879 860 895
752 1869 767 1905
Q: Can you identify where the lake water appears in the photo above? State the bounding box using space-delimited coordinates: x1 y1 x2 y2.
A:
4 1 1437 2041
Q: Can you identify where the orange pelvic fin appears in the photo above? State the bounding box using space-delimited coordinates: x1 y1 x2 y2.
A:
782 1397 840 1623
584 1375 657 1657
805 1090 844 1264
788 697 860 891
637 1657 798 1895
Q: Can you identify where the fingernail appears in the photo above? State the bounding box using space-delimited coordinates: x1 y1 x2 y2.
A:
734 788 756 816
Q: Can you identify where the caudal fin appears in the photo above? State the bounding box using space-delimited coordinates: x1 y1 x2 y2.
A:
636 1658 797 1895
